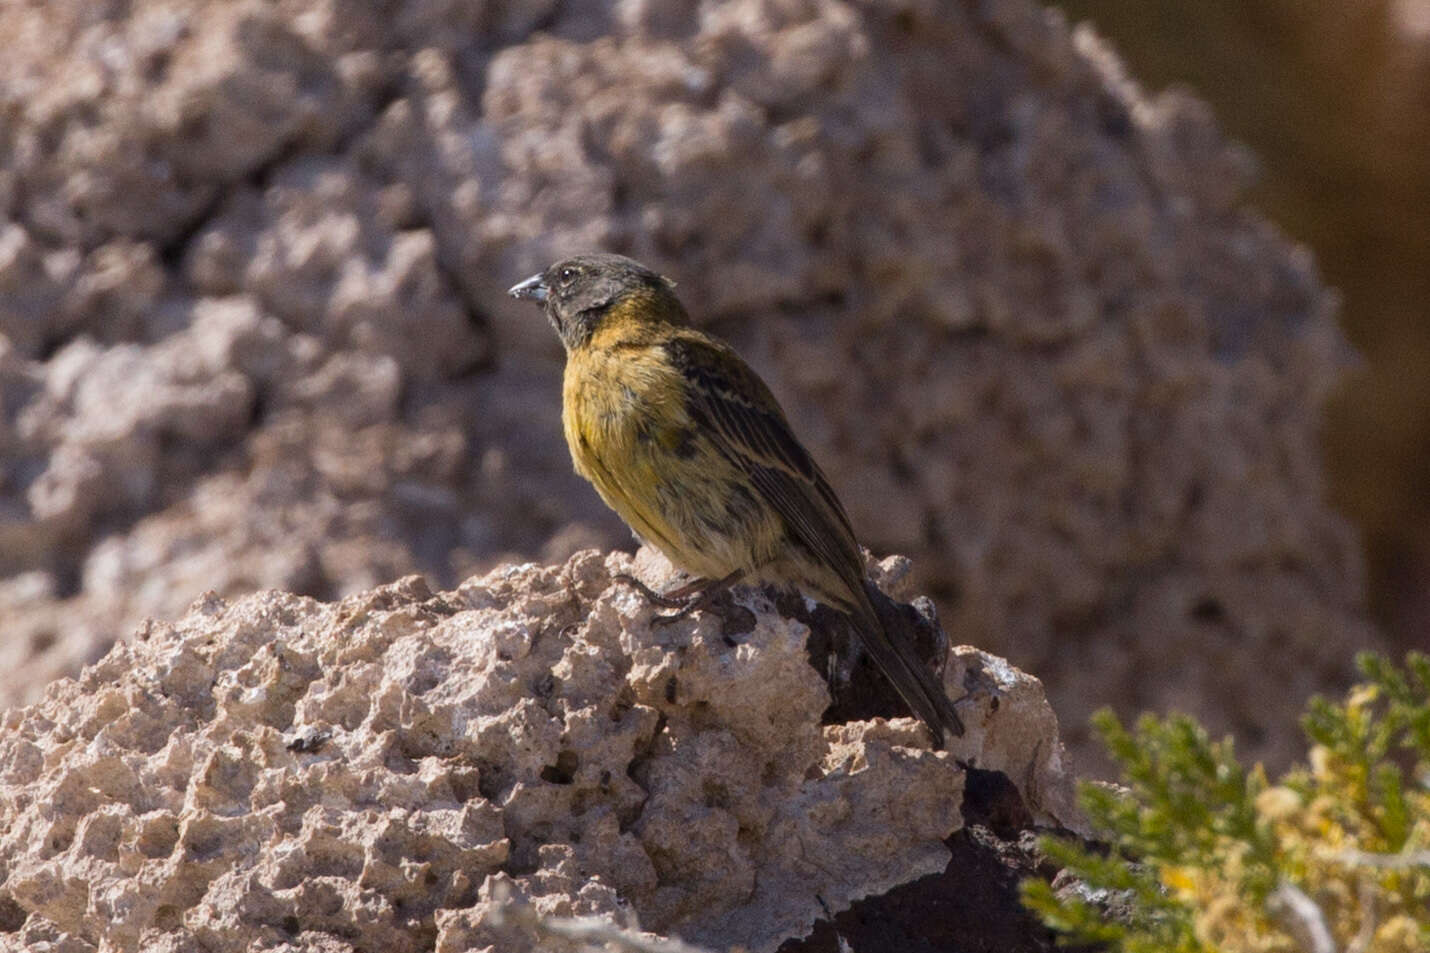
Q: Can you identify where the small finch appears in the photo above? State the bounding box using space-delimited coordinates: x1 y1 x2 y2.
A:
509 253 964 745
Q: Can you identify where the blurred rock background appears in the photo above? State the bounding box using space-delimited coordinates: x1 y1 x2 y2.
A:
0 0 1410 775
1058 0 1430 641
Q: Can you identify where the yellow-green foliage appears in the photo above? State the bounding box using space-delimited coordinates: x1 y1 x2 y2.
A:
1023 652 1430 952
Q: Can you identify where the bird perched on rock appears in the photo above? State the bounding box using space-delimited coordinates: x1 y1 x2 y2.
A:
509 253 964 745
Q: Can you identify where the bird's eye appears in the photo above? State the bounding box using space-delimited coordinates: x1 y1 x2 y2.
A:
559 267 577 284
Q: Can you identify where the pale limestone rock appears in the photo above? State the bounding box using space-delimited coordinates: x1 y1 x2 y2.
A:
0 551 1072 952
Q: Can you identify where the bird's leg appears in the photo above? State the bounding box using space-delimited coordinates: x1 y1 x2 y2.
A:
649 569 744 625
611 570 745 624
659 574 733 602
611 573 690 609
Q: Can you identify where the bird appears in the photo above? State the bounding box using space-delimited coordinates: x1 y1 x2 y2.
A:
509 253 964 745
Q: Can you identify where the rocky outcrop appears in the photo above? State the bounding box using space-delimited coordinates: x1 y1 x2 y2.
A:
0 550 1075 952
0 0 1374 773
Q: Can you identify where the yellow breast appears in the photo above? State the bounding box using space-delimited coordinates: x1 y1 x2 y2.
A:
561 329 776 580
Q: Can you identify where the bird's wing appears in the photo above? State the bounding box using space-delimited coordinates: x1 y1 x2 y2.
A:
664 333 964 745
663 334 864 582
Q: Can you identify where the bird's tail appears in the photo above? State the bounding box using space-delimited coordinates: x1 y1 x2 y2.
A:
842 581 965 748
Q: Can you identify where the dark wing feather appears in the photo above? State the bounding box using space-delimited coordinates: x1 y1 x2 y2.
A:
665 332 965 744
665 335 863 581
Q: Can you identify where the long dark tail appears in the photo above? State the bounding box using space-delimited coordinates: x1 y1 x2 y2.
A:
842 582 965 747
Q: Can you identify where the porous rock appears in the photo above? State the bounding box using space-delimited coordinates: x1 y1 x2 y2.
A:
0 549 1073 952
0 0 1375 777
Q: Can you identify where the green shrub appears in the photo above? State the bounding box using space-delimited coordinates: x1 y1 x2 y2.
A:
1023 652 1430 952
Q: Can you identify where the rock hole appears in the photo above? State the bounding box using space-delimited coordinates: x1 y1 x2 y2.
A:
449 766 483 803
475 763 508 802
960 767 1033 837
137 815 180 859
408 668 443 696
281 915 300 936
1191 597 1225 624
688 700 718 732
383 749 418 775
178 112 210 141
719 604 756 639
28 629 56 654
702 780 730 810
180 817 227 862
46 828 74 856
610 686 635 721
532 672 557 698
0 894 26 933
1097 94 1133 138
539 749 580 785
624 710 666 801
36 332 68 363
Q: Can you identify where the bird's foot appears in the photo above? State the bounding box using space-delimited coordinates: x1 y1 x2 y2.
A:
612 570 744 626
611 573 689 609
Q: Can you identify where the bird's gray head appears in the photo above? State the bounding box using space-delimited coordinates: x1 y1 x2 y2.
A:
508 253 679 350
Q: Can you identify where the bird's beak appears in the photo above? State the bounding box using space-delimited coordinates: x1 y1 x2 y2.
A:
508 273 548 302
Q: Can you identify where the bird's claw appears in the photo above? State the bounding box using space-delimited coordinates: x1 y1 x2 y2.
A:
611 572 689 609
651 604 701 627
612 570 745 625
